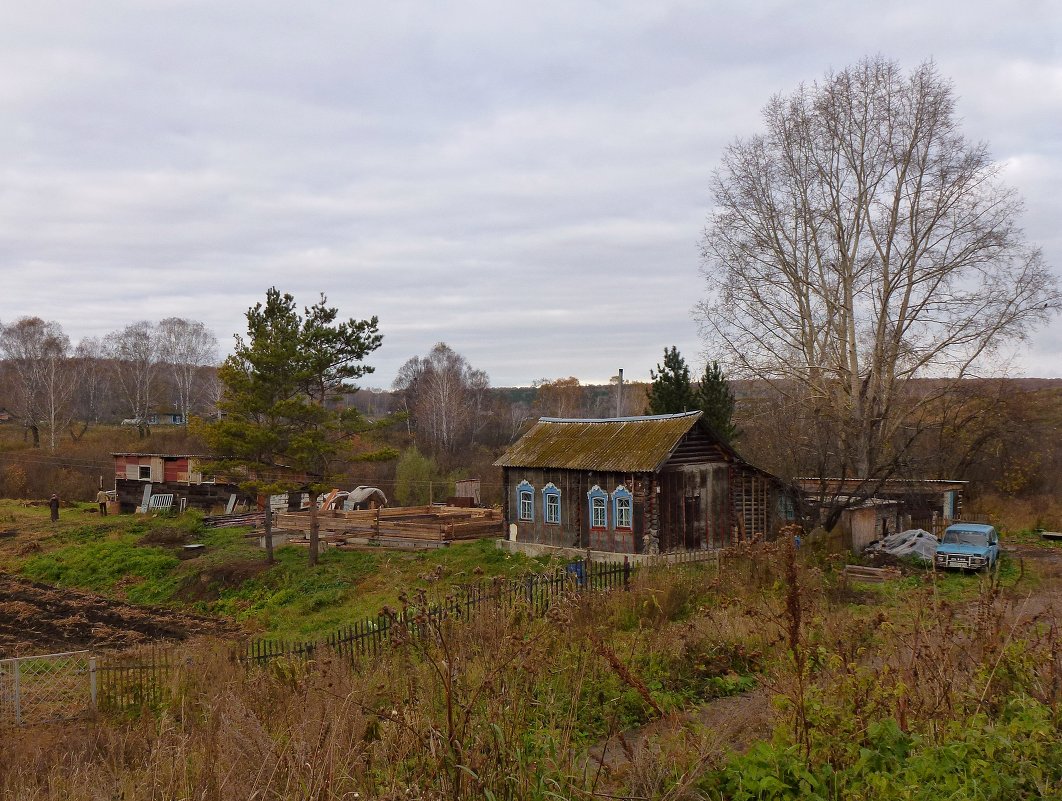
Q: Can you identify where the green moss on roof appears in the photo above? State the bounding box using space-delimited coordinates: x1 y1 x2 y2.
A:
494 412 702 472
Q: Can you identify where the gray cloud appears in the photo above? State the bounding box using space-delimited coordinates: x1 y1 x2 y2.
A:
1 0 1059 386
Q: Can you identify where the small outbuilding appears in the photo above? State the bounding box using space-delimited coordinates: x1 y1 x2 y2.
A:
112 453 253 513
494 412 794 554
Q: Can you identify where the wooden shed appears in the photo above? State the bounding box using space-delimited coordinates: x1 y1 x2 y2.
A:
494 412 793 554
112 453 253 513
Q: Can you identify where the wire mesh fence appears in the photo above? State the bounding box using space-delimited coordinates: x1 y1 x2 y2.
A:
1 551 723 727
0 650 95 727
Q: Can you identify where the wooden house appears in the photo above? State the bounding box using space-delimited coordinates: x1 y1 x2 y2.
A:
112 453 252 513
494 412 793 554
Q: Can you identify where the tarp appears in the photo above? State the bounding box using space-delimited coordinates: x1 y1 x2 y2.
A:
865 529 938 563
344 486 388 509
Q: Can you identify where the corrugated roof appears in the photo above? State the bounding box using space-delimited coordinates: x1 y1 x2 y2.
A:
494 412 703 472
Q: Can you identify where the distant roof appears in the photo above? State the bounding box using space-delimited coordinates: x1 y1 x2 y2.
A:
796 477 968 490
494 412 705 472
112 453 209 459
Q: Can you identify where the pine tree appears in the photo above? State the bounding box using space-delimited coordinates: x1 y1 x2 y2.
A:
197 288 400 565
697 360 738 442
646 346 698 415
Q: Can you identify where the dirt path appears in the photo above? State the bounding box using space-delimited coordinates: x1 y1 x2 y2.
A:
584 687 773 789
0 572 235 657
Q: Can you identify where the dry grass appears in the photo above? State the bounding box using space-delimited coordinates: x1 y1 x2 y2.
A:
1 543 1059 800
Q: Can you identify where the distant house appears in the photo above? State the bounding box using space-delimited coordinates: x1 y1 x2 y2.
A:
112 453 252 513
148 411 185 425
495 412 794 554
0 407 12 424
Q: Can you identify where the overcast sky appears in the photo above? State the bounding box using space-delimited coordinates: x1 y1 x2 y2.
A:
2 1 1059 387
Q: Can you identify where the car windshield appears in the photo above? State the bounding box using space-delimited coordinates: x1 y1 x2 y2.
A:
942 530 989 546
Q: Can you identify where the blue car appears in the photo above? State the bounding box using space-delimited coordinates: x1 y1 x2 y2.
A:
934 523 1000 571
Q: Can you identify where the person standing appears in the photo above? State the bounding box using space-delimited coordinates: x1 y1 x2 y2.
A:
49 494 59 523
96 489 109 516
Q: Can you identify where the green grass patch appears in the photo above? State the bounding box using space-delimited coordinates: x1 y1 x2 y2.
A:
21 538 183 605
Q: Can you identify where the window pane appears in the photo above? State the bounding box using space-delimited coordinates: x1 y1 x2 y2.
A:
545 493 560 523
592 497 606 528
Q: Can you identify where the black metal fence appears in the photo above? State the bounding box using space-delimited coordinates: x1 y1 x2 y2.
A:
247 557 632 666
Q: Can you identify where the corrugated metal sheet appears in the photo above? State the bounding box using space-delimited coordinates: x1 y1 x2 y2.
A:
494 412 703 472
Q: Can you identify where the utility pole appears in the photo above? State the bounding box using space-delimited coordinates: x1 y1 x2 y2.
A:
615 368 623 417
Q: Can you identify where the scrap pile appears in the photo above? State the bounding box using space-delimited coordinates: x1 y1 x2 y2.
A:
273 505 503 550
864 528 939 563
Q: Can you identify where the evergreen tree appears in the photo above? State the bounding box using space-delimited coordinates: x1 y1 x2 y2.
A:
197 288 400 566
697 360 738 443
646 346 698 415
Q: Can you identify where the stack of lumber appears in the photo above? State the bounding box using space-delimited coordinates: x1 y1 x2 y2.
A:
202 511 265 529
273 505 503 549
843 564 901 583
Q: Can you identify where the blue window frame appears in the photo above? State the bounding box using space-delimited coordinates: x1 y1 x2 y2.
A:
587 485 608 529
613 485 633 530
543 483 561 524
516 480 534 521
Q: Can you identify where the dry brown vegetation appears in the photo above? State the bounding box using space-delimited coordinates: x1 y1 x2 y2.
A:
2 540 1059 800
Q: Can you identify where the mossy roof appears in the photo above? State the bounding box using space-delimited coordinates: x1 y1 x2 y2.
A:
494 411 703 473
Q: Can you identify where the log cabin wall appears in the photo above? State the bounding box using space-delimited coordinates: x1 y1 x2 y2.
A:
503 467 650 554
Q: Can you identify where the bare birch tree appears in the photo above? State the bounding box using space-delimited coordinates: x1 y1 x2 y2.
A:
69 337 109 440
0 317 74 450
393 343 491 461
108 321 160 438
157 317 218 424
697 57 1060 524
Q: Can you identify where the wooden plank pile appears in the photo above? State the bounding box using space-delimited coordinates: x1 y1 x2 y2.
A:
273 505 503 550
203 511 266 529
843 564 901 583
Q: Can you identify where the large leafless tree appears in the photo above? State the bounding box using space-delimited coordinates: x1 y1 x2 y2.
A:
157 317 218 424
697 57 1060 522
393 343 491 461
0 317 75 450
108 321 161 438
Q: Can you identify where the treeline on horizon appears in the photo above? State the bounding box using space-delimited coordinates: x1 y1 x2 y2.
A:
1 314 1060 526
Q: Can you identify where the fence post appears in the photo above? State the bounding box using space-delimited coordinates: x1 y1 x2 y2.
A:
623 556 630 590
12 659 21 726
89 657 97 710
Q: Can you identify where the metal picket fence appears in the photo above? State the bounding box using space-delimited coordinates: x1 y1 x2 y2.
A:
247 557 634 667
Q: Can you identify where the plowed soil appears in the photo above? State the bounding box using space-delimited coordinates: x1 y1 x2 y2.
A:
0 572 234 657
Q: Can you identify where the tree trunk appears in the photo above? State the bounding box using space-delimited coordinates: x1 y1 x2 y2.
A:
308 493 319 566
263 503 274 565
29 424 40 448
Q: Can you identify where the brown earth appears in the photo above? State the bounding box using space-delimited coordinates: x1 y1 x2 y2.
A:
0 572 236 657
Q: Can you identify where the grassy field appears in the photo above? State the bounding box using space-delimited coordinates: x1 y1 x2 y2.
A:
0 499 556 640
